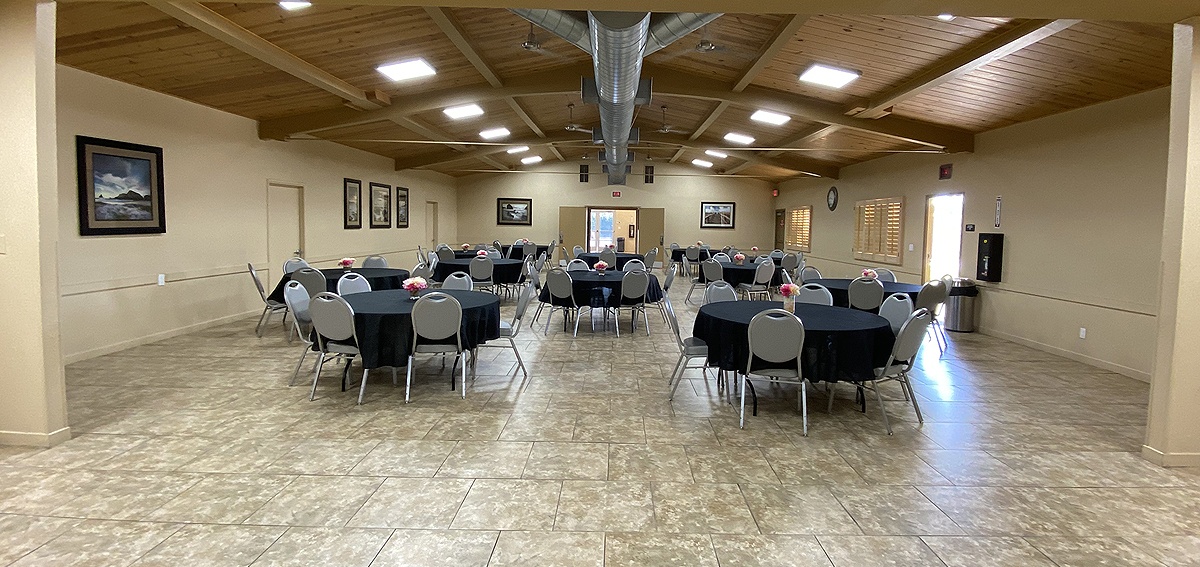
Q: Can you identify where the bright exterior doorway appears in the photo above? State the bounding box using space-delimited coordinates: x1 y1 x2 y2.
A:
923 193 965 282
587 208 638 253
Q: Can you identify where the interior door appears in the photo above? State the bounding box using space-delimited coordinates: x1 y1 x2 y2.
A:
267 182 303 282
638 207 665 258
559 206 587 258
774 209 786 250
425 201 439 250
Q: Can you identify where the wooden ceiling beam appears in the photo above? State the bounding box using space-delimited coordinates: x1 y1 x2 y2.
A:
762 124 841 159
395 116 508 171
394 131 589 171
146 1 388 111
850 18 1081 119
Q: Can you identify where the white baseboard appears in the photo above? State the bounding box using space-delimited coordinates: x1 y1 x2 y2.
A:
1141 445 1200 468
62 309 259 365
976 326 1150 382
0 426 71 448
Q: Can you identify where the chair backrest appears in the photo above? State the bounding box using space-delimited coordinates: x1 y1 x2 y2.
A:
511 283 535 334
747 309 804 373
701 259 724 282
941 274 954 289
599 248 617 264
623 259 647 272
669 242 680 250
336 273 371 295
754 261 775 285
566 259 590 271
643 249 657 270
848 277 885 310
703 281 738 304
292 267 327 298
915 280 949 312
282 257 309 274
755 255 773 265
663 297 686 350
685 246 700 261
411 292 463 345
661 268 675 292
535 252 547 272
700 244 711 251
893 308 933 363
475 243 487 250
435 243 450 250
493 240 503 250
879 294 914 334
546 269 575 303
469 256 494 280
521 243 535 258
573 245 584 258
711 252 731 263
362 255 388 268
780 270 794 285
874 268 897 282
780 253 800 271
416 247 426 265
411 263 432 280
771 249 784 256
248 263 268 301
620 270 650 301
797 283 833 306
309 292 356 344
442 272 474 291
728 248 741 257
283 280 311 325
436 248 455 262
486 250 501 260
800 266 821 282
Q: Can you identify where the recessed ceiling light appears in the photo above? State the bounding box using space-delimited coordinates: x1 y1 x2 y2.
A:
278 1 311 10
480 127 510 140
443 104 484 119
704 150 728 159
798 63 861 89
521 156 543 165
937 13 956 21
376 58 436 82
723 132 755 145
750 110 791 126
506 146 530 154
691 159 713 168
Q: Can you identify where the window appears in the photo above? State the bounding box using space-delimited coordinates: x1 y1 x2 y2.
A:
786 206 812 252
853 197 904 264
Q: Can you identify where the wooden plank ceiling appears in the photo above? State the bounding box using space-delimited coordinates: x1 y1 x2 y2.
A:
56 3 1173 181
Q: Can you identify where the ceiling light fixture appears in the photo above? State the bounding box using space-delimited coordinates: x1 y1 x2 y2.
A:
937 13 956 21
798 63 861 89
278 1 311 10
750 110 791 125
506 146 530 154
443 104 484 119
521 156 543 165
705 150 728 159
723 132 755 145
479 127 510 140
376 59 436 82
691 159 713 168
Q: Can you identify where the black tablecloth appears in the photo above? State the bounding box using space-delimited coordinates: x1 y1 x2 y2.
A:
538 270 664 308
341 289 501 369
806 279 923 308
577 252 645 270
268 268 410 303
697 261 786 287
452 250 482 259
434 258 524 283
501 244 551 259
670 248 712 263
693 301 895 383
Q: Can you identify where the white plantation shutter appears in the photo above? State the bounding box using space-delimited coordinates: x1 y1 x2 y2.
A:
786 206 811 252
853 197 903 264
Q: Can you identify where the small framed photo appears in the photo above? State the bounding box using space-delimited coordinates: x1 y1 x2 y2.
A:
76 135 166 236
369 182 391 229
395 187 409 229
497 197 532 226
700 202 736 229
343 178 361 229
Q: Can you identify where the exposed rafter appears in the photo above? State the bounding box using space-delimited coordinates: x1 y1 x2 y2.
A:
726 124 842 175
396 116 507 171
146 1 389 111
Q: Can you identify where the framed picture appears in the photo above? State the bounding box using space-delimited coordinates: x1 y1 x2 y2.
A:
369 182 391 228
76 135 166 236
628 224 636 238
700 202 736 229
497 197 532 226
395 187 409 229
343 178 361 229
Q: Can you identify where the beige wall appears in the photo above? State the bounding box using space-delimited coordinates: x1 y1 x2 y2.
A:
56 66 458 362
456 162 777 251
777 88 1169 380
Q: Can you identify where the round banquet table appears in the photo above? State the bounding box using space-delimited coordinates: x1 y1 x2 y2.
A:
577 252 645 270
268 267 409 303
693 301 895 384
538 270 664 308
696 261 786 287
806 279 923 308
670 248 712 263
501 244 551 259
434 258 524 284
340 289 501 369
452 250 482 259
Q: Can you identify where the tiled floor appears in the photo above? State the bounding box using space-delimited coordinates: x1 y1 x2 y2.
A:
2 280 1198 566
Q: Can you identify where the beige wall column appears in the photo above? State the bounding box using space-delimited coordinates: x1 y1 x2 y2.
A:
1145 19 1200 467
0 0 69 447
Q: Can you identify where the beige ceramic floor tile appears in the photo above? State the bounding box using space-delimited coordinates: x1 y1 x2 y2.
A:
0 515 81 565
435 441 532 478
711 534 834 567
488 530 604 567
244 476 384 527
370 529 498 567
146 474 294 524
831 485 964 536
8 519 181 567
250 527 391 567
449 478 561 530
523 442 608 480
607 444 693 482
652 482 758 534
604 533 719 567
920 536 1058 567
347 477 472 529
348 440 457 477
130 524 285 566
817 535 947 567
554 480 654 532
685 445 781 484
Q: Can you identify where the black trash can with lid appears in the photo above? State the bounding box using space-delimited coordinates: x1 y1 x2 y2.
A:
945 278 979 332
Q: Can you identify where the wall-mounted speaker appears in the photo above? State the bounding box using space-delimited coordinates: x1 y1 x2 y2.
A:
644 165 654 184
976 233 1004 282
579 164 588 183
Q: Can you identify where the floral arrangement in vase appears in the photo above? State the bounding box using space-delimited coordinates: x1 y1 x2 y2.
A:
733 253 746 265
477 249 489 257
461 243 470 250
862 268 878 279
594 260 609 273
779 282 801 312
696 241 704 246
751 246 759 253
337 257 355 270
521 238 531 244
402 276 428 300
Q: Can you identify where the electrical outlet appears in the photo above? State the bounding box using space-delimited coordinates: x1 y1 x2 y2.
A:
1079 327 1086 339
157 274 166 286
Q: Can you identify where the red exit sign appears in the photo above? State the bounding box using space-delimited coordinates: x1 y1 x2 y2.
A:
612 191 621 198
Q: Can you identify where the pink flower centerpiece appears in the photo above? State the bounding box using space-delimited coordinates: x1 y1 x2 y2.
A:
461 243 470 250
337 257 355 271
402 276 428 300
522 238 531 244
594 260 609 274
477 249 488 257
751 246 759 253
862 268 878 279
779 282 801 312
696 241 703 246
733 253 746 265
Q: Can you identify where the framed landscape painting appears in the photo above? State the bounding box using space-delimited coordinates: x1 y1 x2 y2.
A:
344 178 362 229
395 187 409 228
497 197 532 226
700 202 735 229
76 136 166 236
369 182 391 229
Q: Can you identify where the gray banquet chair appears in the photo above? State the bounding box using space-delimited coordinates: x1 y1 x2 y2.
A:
623 259 647 272
848 276 885 310
686 259 723 304
800 266 822 282
410 262 433 281
873 268 897 282
797 283 834 306
780 253 800 274
614 270 651 337
481 283 533 381
703 281 738 304
441 271 474 291
566 259 590 271
309 292 392 405
712 252 732 263
336 272 371 295
282 257 309 274
469 255 496 294
683 246 701 277
646 268 674 323
573 245 585 259
282 280 314 384
406 292 469 401
741 309 809 435
643 248 658 272
879 293 914 334
292 267 327 299
248 263 288 337
436 248 455 262
543 268 582 336
666 300 716 400
916 279 950 352
361 255 388 268
737 261 776 301
599 247 618 266
864 308 933 434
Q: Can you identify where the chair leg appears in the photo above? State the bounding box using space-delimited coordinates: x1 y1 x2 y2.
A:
574 308 582 337
739 373 748 429
667 355 686 400
869 380 893 435
405 355 414 403
309 353 326 401
255 306 271 337
289 346 309 386
902 371 924 423
800 380 808 437
510 338 528 378
827 382 837 413
643 307 651 336
357 368 370 404
392 367 398 386
460 352 468 399
544 306 554 335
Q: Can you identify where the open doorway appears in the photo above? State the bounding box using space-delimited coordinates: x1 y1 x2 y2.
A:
923 193 965 281
587 207 638 252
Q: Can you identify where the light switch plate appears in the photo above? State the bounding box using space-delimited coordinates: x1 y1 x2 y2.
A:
908 243 915 251
157 274 166 286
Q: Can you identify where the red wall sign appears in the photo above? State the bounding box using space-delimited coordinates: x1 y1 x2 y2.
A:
612 191 621 198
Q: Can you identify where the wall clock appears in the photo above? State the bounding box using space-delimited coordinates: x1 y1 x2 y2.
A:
827 186 839 211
